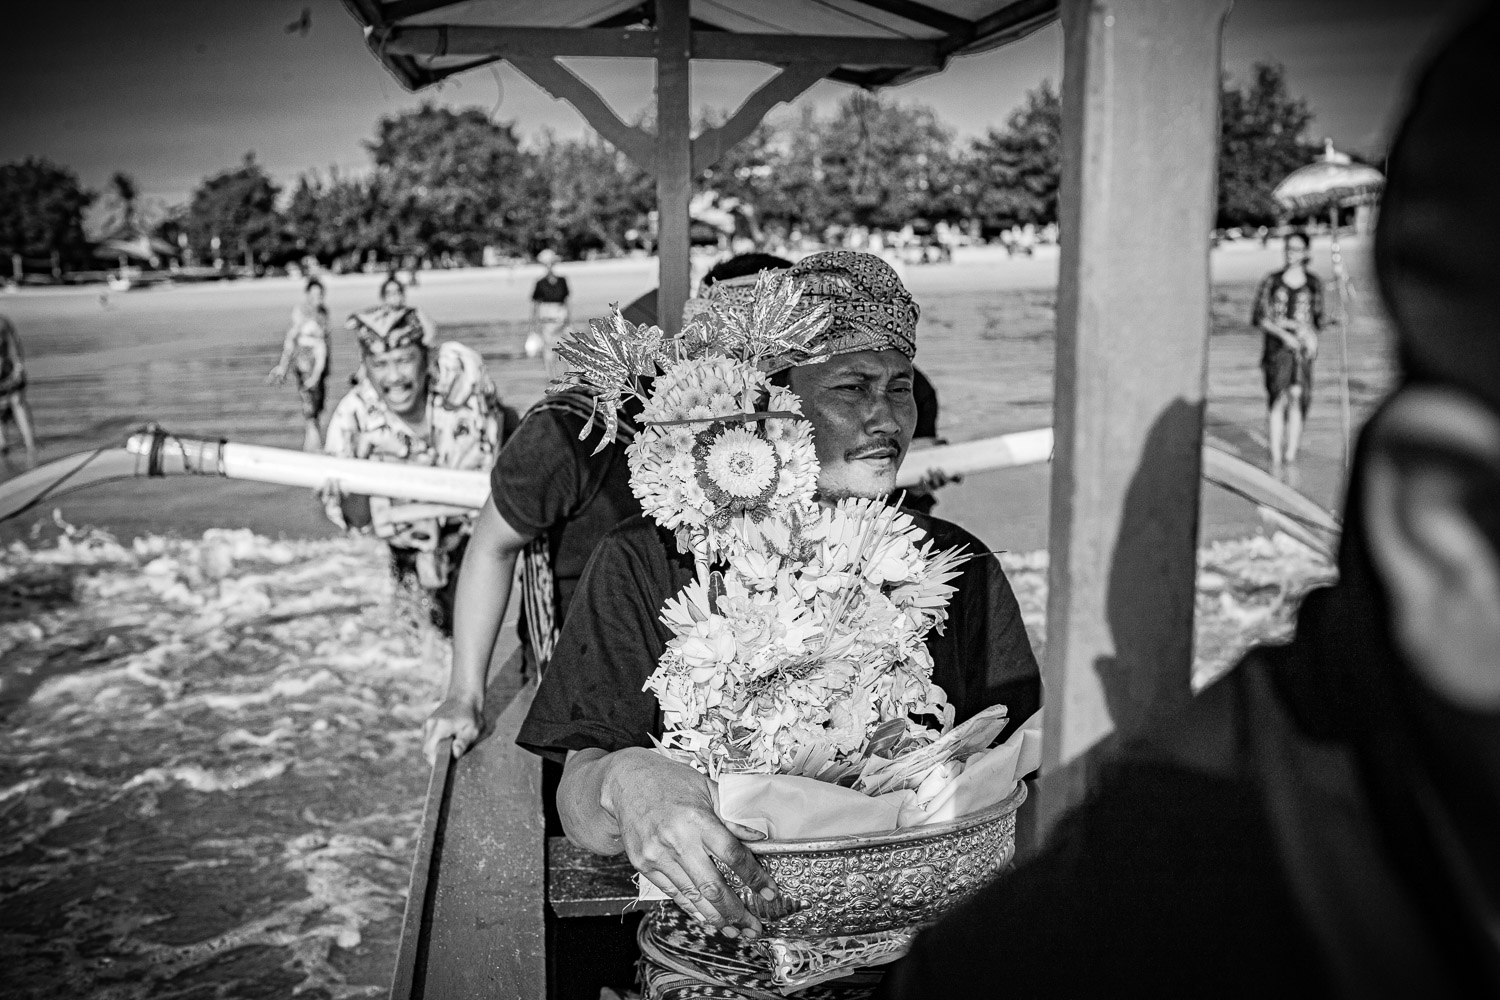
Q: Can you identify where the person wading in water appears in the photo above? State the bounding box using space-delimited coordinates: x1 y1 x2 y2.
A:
1254 231 1326 481
267 277 332 452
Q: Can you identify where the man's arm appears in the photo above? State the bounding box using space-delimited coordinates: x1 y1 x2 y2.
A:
422 497 534 762
319 399 373 530
0 320 24 391
558 745 790 936
1251 276 1301 349
518 521 793 935
268 312 300 382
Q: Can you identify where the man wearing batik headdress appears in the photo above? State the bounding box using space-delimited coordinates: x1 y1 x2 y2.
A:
323 301 510 634
517 250 1041 998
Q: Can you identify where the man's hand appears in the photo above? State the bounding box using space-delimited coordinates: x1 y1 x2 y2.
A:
598 748 790 937
267 364 288 386
316 478 345 508
919 467 962 493
422 695 482 764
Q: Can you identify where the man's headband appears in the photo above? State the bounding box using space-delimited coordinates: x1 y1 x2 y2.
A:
771 250 919 372
347 305 430 355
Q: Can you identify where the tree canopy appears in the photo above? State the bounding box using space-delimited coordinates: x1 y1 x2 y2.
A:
965 81 1062 232
4 61 1327 272
0 158 95 268
183 153 283 263
1217 63 1318 227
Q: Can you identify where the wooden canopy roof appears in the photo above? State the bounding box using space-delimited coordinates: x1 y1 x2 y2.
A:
341 0 1058 93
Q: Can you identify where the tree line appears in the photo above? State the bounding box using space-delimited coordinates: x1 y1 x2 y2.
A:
2 63 1320 273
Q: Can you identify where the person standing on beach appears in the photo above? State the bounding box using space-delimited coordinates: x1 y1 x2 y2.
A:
1253 231 1326 479
0 315 39 460
323 304 508 636
528 249 570 376
375 274 437 348
267 278 332 452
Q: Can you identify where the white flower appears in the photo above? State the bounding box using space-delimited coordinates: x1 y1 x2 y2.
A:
702 427 778 499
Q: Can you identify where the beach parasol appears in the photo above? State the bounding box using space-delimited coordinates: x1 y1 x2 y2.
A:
1272 142 1384 470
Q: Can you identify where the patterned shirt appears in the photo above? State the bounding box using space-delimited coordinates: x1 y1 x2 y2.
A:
322 341 503 566
1252 269 1325 361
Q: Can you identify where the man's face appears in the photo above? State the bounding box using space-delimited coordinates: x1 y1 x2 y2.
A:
1284 238 1311 269
307 285 324 308
382 285 405 309
787 349 917 500
365 344 427 417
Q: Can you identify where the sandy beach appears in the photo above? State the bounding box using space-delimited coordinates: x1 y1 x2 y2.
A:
0 238 1393 550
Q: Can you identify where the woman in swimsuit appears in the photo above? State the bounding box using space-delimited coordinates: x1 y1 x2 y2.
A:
268 278 332 452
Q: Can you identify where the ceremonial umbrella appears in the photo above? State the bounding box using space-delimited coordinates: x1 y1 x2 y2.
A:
1272 159 1385 217
1272 147 1385 470
93 233 176 264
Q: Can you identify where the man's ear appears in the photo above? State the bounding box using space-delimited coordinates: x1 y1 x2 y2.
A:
1363 387 1500 709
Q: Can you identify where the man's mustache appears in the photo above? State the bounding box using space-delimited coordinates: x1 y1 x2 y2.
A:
847 437 901 460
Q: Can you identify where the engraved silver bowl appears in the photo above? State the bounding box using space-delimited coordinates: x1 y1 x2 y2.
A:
723 782 1026 938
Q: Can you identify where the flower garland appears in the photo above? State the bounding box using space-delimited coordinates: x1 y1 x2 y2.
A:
550 272 974 789
647 498 968 782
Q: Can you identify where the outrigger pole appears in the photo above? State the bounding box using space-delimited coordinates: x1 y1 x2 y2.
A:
0 426 490 524
2 425 1337 557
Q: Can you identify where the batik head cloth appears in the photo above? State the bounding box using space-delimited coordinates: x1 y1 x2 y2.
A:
346 305 431 356
772 250 919 372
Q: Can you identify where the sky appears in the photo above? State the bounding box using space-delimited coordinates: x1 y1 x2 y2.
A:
0 0 1479 212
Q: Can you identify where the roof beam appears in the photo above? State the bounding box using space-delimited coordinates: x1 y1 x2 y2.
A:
377 0 466 23
505 57 657 172
381 25 941 67
951 0 1059 53
846 0 972 35
693 31 941 66
692 62 836 174
382 26 658 59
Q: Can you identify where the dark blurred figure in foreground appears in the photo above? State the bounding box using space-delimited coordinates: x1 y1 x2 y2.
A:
880 8 1500 997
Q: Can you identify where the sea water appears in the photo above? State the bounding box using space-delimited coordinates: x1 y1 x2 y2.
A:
0 521 1333 997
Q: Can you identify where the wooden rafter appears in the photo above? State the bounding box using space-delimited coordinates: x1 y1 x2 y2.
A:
691 31 940 65
381 24 942 67
691 62 836 174
953 0 1057 54
506 57 657 171
377 0 466 23
383 26 658 59
847 0 972 34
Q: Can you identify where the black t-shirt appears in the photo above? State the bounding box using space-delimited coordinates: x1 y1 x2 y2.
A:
517 512 1041 762
532 274 571 304
489 406 641 623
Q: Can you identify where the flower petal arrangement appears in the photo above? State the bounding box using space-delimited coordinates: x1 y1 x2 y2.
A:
549 270 995 796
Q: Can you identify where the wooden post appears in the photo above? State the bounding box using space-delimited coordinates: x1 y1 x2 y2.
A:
1035 0 1231 838
655 0 693 336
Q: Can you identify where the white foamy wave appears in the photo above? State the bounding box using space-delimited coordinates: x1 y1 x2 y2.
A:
2 524 448 998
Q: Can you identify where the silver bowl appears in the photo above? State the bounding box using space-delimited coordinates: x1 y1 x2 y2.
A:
722 782 1026 937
